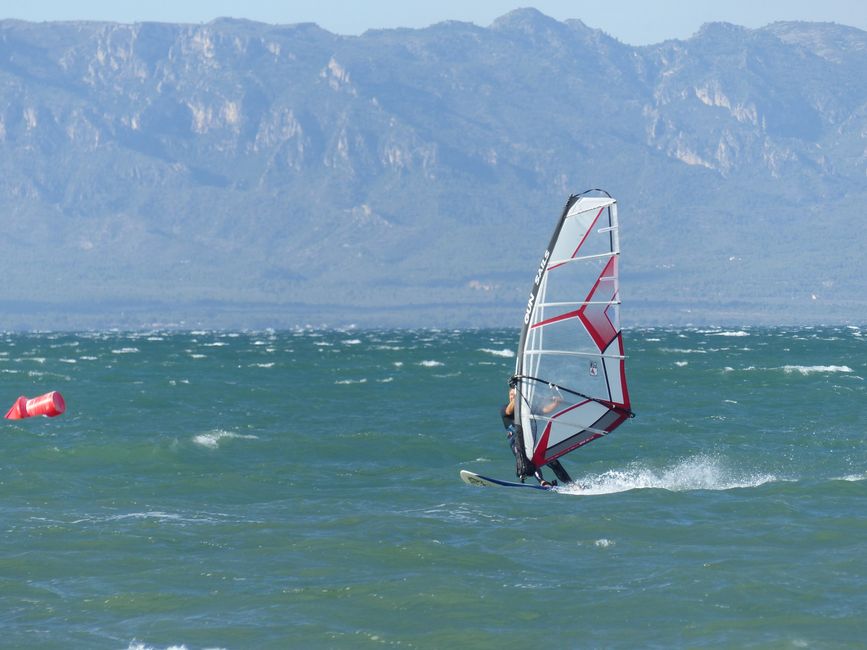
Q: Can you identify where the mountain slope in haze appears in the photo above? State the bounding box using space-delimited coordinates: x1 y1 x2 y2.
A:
0 10 865 328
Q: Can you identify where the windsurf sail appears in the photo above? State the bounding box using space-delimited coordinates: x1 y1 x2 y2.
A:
512 190 634 470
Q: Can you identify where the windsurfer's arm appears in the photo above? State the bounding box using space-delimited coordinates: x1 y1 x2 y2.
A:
541 395 562 414
504 387 515 417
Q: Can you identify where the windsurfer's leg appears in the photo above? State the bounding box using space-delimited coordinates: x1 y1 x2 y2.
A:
532 468 551 487
547 459 572 484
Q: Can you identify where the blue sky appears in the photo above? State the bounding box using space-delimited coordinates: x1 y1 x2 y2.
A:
4 0 867 45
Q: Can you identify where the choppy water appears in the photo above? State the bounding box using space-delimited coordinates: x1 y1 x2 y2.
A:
1 326 865 648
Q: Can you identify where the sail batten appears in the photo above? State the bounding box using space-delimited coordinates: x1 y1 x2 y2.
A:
513 191 633 469
522 349 626 360
537 300 621 308
548 250 616 268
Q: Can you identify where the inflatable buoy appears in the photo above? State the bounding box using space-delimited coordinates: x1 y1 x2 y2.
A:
4 391 66 419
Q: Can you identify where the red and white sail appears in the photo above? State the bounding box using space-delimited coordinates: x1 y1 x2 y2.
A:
513 191 633 468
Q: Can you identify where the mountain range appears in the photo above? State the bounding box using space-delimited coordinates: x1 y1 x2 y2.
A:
1 9 865 329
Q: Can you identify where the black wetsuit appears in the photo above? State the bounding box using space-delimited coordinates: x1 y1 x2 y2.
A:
501 404 572 485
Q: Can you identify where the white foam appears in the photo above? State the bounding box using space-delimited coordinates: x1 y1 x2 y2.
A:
335 378 367 385
479 348 515 358
708 331 750 337
420 360 443 367
127 642 224 650
193 430 259 449
561 455 777 496
112 347 140 354
661 348 707 354
675 361 688 367
782 365 853 375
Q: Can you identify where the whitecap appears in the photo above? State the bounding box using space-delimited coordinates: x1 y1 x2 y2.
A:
127 639 222 650
479 348 515 358
112 347 140 354
675 361 688 367
661 348 707 354
709 331 750 337
193 430 259 449
782 365 853 375
420 360 443 367
335 378 367 385
251 362 275 368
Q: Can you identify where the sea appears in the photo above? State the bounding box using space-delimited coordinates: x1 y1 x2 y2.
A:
1 326 865 649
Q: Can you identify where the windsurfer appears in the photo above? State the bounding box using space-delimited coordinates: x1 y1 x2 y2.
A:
501 387 573 486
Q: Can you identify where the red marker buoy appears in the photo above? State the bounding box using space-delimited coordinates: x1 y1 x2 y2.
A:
4 391 66 419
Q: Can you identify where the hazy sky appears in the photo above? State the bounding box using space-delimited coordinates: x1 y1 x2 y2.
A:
4 0 867 45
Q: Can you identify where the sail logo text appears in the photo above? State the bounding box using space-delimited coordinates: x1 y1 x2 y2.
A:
524 250 550 324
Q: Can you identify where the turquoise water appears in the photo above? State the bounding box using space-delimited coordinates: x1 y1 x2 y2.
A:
1 327 865 649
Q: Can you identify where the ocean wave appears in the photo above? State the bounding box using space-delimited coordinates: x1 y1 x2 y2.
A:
835 473 867 482
419 360 443 367
479 348 515 358
335 378 367 385
112 347 140 354
560 455 777 496
127 640 226 650
193 430 259 449
661 348 708 354
782 365 853 375
708 331 750 337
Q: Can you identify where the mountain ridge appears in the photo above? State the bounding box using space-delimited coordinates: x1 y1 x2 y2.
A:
0 12 865 329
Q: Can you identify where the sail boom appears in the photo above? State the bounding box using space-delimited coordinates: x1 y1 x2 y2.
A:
528 417 612 437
